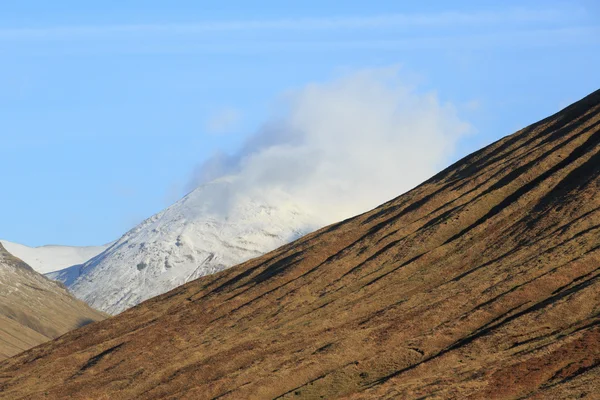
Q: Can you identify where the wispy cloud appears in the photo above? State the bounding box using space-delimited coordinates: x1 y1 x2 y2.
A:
186 67 472 224
0 8 585 40
205 108 241 135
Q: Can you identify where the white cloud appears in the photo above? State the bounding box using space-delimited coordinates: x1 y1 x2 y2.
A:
205 108 241 135
187 67 472 226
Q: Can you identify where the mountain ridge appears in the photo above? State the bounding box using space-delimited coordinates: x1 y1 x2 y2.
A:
0 243 106 361
54 177 317 314
0 89 598 399
0 240 109 274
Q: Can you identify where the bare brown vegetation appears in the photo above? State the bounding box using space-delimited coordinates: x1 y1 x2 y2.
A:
0 244 106 361
1 90 599 399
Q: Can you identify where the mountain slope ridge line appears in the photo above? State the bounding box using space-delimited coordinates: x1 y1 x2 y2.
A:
1 89 599 399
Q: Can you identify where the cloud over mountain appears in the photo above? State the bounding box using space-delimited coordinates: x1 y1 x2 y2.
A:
188 67 471 225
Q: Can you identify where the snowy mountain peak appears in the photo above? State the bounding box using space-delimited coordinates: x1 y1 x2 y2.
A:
0 240 109 274
52 178 317 314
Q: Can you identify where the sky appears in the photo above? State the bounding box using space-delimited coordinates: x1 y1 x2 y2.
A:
0 1 599 247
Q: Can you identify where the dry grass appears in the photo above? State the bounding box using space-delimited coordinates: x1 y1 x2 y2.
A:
0 244 106 361
1 89 599 399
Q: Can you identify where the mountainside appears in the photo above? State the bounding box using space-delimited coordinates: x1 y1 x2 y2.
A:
0 240 109 274
0 243 106 361
53 178 316 314
1 89 599 399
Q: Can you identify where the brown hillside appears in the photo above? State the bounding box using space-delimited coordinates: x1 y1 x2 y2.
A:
0 243 106 361
1 90 599 399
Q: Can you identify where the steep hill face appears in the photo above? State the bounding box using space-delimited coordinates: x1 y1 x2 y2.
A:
0 240 109 274
51 178 316 314
0 244 106 361
1 90 599 399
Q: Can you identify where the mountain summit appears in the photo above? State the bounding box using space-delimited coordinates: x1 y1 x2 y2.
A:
52 177 316 314
1 89 599 399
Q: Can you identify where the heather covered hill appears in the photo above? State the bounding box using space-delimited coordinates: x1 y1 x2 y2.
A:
1 89 599 399
0 244 106 361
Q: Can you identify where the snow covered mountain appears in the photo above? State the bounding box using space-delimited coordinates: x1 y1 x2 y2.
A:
50 178 317 315
0 240 109 274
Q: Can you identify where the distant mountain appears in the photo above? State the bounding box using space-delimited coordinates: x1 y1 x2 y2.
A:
0 240 109 274
2 89 598 399
52 177 317 314
0 243 106 361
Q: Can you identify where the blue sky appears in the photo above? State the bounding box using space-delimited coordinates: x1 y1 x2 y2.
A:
1 1 599 247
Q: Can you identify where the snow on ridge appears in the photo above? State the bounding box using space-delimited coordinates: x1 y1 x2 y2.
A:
52 177 319 315
0 240 110 275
